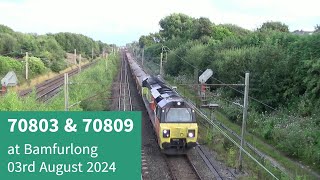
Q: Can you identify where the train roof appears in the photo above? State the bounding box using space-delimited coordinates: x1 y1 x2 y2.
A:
142 76 185 108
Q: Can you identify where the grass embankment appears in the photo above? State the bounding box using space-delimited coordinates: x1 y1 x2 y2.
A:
0 54 119 111
167 81 316 180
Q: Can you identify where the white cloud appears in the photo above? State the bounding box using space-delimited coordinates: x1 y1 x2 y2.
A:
0 0 318 45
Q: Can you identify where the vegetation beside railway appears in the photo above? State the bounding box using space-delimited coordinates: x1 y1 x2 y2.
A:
0 24 112 81
0 54 119 111
130 13 320 179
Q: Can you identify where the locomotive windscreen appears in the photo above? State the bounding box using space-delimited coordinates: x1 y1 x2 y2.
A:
165 108 194 123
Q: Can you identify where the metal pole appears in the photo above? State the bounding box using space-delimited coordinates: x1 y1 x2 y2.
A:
64 73 69 111
238 72 250 171
74 49 77 65
160 52 163 76
92 48 94 60
142 48 144 66
25 52 28 80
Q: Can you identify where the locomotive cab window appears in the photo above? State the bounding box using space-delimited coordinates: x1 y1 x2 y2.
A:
164 108 194 123
156 105 163 121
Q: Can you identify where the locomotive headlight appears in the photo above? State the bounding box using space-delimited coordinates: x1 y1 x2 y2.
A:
188 130 195 138
163 129 170 138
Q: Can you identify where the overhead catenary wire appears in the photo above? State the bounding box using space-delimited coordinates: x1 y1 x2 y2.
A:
161 44 278 112
162 45 198 69
212 77 278 111
158 46 282 176
187 100 279 180
130 46 282 178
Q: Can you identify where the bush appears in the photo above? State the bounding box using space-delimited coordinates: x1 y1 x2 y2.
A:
0 56 23 75
50 60 66 73
28 57 47 75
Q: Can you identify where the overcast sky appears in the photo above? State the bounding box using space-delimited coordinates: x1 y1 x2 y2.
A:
0 0 318 45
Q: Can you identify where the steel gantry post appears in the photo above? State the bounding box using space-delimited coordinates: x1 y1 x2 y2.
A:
238 72 250 171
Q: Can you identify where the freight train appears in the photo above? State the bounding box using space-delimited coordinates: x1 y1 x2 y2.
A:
125 51 198 154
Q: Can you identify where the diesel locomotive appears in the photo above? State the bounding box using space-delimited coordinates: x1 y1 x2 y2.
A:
125 51 198 154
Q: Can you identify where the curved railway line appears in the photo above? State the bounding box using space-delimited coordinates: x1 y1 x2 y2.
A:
19 62 95 102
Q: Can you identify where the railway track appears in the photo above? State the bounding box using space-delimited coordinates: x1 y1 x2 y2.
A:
164 146 236 180
118 52 132 111
164 154 202 180
19 62 95 102
196 145 236 180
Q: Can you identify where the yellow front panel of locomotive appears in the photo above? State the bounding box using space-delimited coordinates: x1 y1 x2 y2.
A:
159 123 198 148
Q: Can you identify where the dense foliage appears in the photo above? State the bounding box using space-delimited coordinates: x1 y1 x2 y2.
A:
136 13 320 171
0 24 110 73
0 56 47 80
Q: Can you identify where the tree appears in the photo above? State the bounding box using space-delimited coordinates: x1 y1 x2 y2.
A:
259 21 289 32
138 33 161 48
0 33 19 55
315 24 320 33
159 13 195 40
220 24 251 37
16 33 39 54
193 17 213 39
52 32 106 57
212 25 233 41
0 24 14 34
